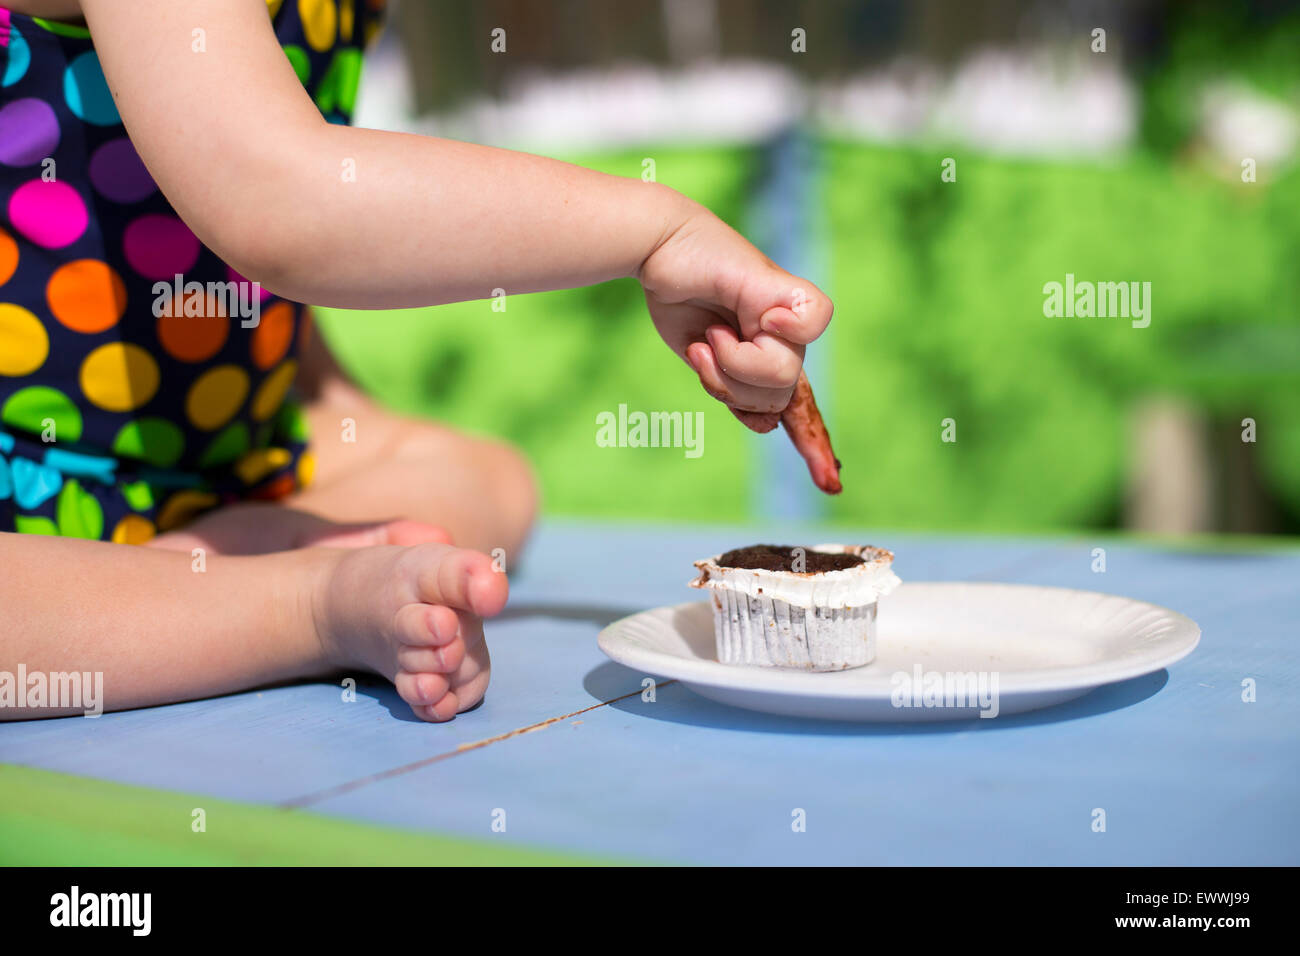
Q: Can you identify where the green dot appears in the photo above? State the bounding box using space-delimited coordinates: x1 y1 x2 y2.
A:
14 515 59 535
283 45 311 85
1 386 83 442
112 418 185 468
56 479 104 540
276 400 311 443
32 17 92 39
198 422 250 469
334 49 363 115
120 480 155 512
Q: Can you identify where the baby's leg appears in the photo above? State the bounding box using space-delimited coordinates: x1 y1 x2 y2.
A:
293 333 539 557
148 501 452 555
0 533 505 722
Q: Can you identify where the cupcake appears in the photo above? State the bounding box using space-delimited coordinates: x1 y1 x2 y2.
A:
690 544 900 671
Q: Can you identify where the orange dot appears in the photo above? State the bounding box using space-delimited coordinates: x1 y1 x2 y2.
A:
46 259 127 333
0 228 17 287
251 302 295 370
157 291 230 362
248 472 296 501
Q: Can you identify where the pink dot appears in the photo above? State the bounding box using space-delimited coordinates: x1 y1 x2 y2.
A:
227 265 272 303
123 214 200 280
7 180 88 248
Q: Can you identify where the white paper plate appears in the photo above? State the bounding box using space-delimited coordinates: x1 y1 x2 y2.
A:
597 583 1201 721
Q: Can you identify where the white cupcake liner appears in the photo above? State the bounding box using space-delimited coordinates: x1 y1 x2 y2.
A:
691 544 898 671
708 588 879 671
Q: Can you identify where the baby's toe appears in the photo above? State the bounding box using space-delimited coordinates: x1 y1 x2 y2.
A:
395 670 450 709
398 639 465 674
419 692 460 723
393 602 460 647
410 546 509 618
447 662 490 713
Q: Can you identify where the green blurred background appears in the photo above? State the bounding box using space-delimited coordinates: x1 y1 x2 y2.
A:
317 0 1300 536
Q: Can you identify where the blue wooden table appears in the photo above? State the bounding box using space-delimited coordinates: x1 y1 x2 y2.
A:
2 521 1297 865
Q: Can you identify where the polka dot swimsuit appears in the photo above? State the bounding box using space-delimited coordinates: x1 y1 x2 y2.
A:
0 0 386 542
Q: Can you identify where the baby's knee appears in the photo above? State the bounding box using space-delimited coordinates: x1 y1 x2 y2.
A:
479 439 539 551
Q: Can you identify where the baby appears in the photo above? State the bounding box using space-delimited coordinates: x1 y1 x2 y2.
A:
0 0 835 721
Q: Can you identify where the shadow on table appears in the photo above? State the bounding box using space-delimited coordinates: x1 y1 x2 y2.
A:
497 602 642 625
345 675 488 724
582 661 1169 736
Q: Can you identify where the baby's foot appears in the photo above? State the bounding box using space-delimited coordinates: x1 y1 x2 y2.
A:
312 542 508 721
150 502 451 554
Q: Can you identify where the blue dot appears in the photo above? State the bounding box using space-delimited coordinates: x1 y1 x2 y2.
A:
64 51 120 126
2 24 31 87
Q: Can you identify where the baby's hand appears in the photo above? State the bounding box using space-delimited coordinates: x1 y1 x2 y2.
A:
638 199 842 492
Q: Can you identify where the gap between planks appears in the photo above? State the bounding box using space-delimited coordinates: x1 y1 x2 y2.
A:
279 681 678 809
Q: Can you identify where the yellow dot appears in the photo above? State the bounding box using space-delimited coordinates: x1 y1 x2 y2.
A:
299 0 338 52
340 0 354 40
79 342 160 412
266 0 284 17
186 365 250 431
0 304 49 376
111 514 156 545
250 359 298 422
156 490 219 532
233 446 292 485
297 449 316 488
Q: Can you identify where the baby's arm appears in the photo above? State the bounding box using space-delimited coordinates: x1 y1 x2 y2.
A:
83 0 835 432
85 0 694 307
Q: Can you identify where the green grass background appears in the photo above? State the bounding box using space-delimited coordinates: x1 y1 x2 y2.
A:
316 140 1300 532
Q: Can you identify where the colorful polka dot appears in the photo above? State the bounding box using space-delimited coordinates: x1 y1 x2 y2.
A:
46 259 127 333
198 421 251 468
276 398 311 442
234 446 292 485
123 215 200 280
0 98 60 166
267 0 286 18
120 480 155 512
156 489 219 531
14 515 58 535
314 48 364 115
32 18 92 40
251 302 295 369
1 385 82 440
340 0 355 41
283 44 311 85
112 418 185 468
8 180 89 249
89 138 157 204
157 292 230 362
11 456 62 508
111 513 156 545
186 365 250 431
55 478 105 539
248 472 296 501
79 342 161 412
251 359 298 421
300 0 338 52
64 51 121 126
297 449 316 487
2 22 31 88
0 304 48 376
0 228 17 286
